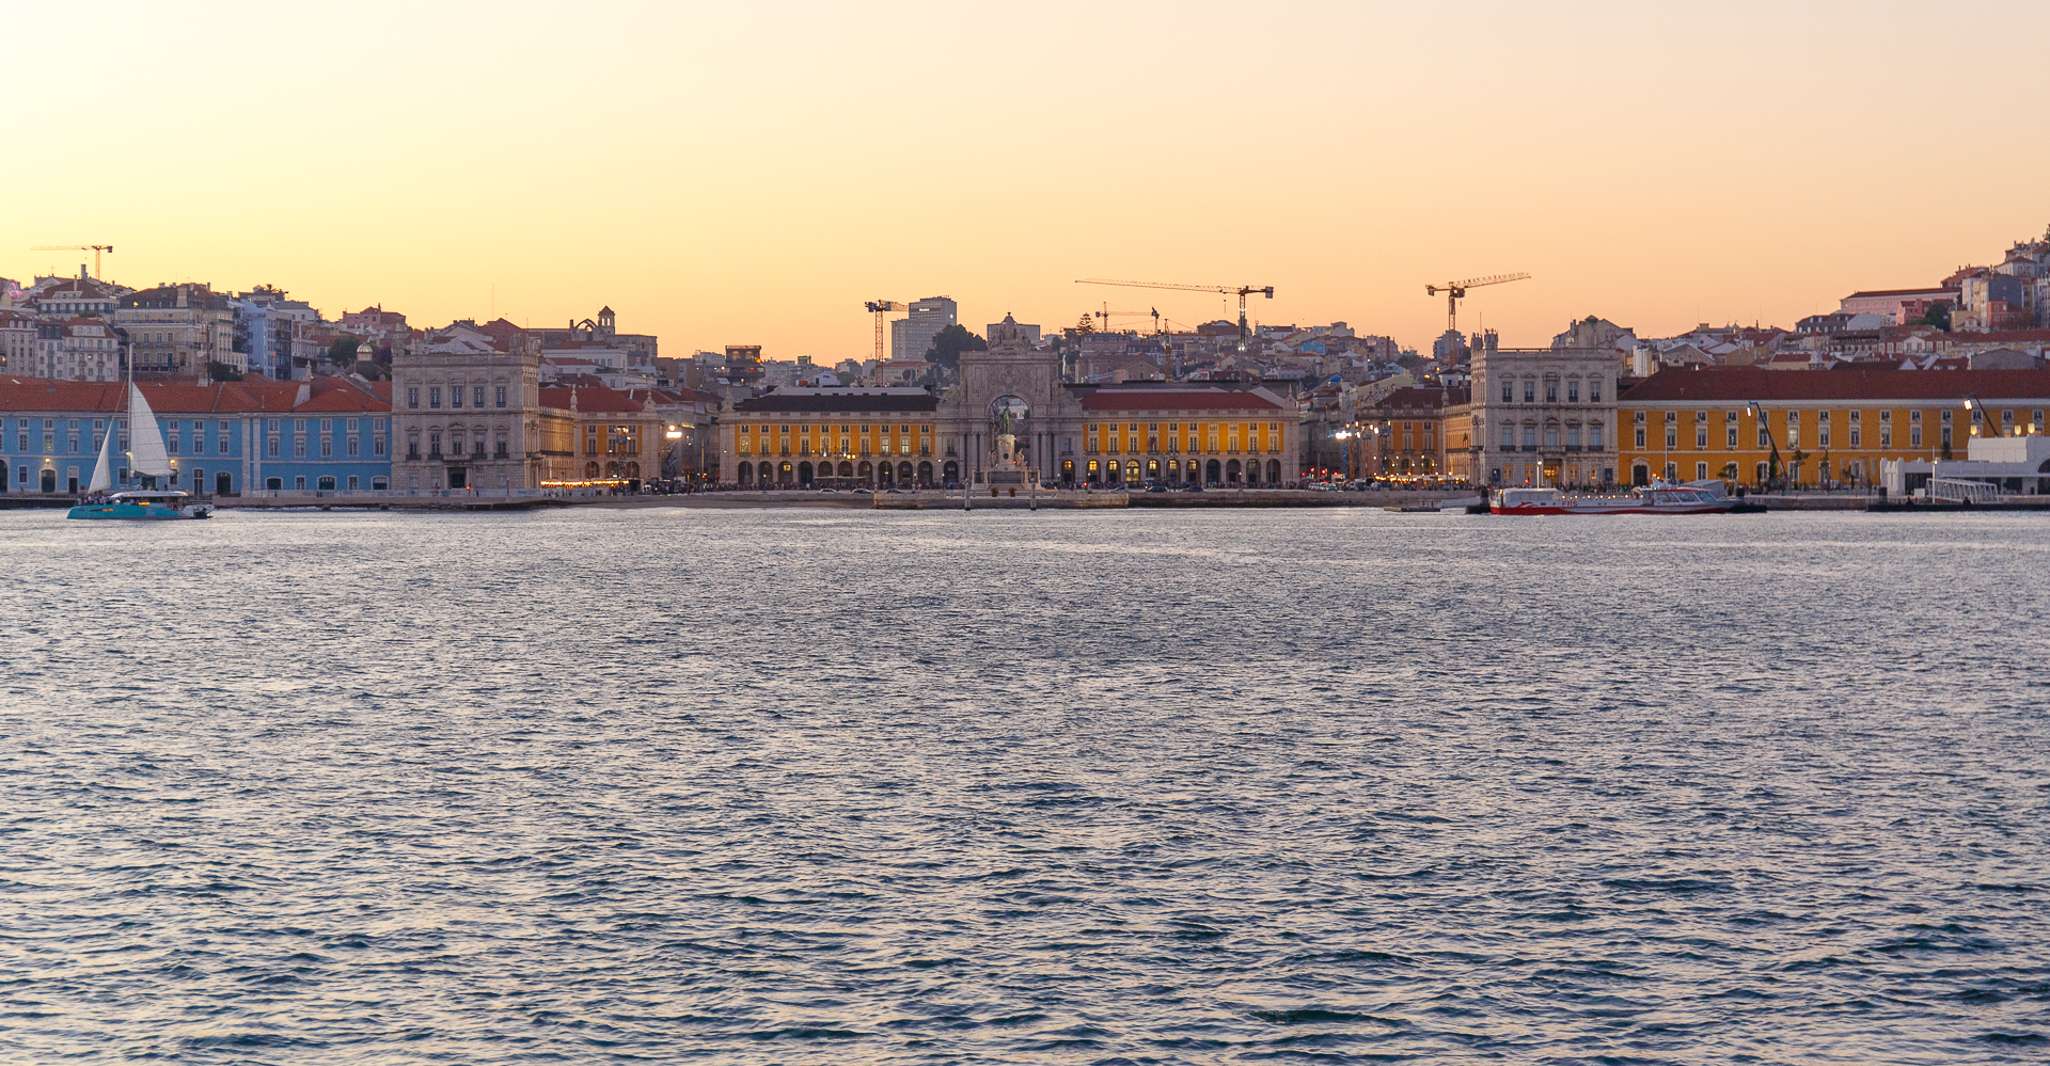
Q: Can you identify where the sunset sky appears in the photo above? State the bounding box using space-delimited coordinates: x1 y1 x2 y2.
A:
8 0 2048 358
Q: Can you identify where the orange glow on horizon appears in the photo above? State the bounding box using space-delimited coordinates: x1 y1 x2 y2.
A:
7 1 2048 359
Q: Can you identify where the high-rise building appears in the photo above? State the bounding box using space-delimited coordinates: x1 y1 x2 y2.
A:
891 296 957 361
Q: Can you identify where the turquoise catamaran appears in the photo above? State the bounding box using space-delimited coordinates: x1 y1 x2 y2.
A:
67 364 213 521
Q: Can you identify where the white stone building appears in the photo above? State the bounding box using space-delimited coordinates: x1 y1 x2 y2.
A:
1470 346 1618 487
390 322 543 492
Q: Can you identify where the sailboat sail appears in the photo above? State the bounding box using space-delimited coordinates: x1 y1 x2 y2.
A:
86 425 115 494
128 383 171 479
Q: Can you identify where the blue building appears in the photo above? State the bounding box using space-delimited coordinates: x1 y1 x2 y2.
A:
0 375 392 496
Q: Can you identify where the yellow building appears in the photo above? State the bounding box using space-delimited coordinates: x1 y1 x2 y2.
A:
537 383 665 486
728 388 944 487
1358 385 1471 480
721 377 1301 488
1075 390 1293 487
1616 367 2050 488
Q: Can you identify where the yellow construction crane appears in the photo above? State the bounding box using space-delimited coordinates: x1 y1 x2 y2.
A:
1077 278 1274 354
31 243 115 279
863 300 906 362
1425 272 1530 334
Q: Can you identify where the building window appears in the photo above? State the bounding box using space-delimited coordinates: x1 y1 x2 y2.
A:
1567 378 1581 403
1786 411 1800 449
1633 411 1646 449
495 385 507 408
429 386 442 409
1589 379 1603 403
1880 410 1893 448
1522 379 1535 404
407 386 420 409
1545 376 1559 403
1725 410 1738 449
1910 410 1923 448
1500 379 1513 404
1695 411 1708 450
1664 411 1677 450
451 385 463 409
1849 410 1862 448
1818 411 1831 448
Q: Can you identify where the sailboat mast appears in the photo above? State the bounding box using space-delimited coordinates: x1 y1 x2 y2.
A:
124 339 132 489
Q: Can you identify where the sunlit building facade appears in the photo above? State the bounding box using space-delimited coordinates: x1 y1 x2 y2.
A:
1616 367 2050 488
720 316 1301 487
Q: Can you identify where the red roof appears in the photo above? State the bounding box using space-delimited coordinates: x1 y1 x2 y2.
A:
1622 367 2050 404
1372 385 1469 411
1843 286 1958 299
1076 385 1284 413
294 378 391 413
540 383 648 414
0 375 385 415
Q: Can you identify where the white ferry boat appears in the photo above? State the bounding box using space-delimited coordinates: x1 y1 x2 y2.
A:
1491 482 1737 516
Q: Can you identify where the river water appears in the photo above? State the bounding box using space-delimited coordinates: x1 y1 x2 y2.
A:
1 507 2046 1063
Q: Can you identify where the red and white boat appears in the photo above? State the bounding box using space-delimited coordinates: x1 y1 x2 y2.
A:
1491 482 1737 515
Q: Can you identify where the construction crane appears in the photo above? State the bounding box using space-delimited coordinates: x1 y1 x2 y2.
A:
1077 278 1274 354
863 300 906 362
32 243 115 280
1424 272 1530 334
1090 305 1156 332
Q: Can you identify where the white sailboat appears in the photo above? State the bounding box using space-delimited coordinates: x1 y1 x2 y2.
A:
68 350 213 520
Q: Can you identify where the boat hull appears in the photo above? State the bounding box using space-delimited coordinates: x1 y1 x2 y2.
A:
1491 501 1736 515
67 502 213 520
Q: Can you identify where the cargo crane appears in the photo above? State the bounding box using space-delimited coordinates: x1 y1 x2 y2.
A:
1076 278 1273 354
31 243 115 280
1424 272 1530 334
863 300 906 362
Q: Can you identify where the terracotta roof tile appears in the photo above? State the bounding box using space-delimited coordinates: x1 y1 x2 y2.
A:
1075 384 1285 413
1621 367 2050 404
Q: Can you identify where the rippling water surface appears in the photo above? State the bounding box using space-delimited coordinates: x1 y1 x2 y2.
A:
3 507 2048 1063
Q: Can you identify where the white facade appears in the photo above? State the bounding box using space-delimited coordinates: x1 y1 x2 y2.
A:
1883 436 2050 496
1470 347 1618 487
391 324 543 492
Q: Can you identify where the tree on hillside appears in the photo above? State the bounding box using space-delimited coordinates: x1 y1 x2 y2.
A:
1921 303 1952 331
925 324 987 374
327 337 361 366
